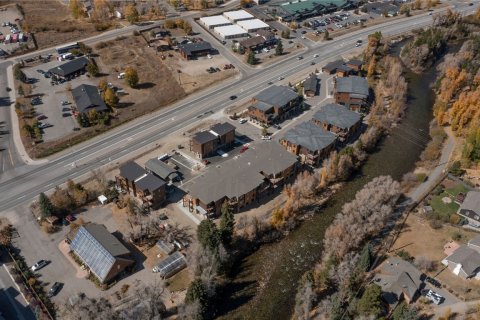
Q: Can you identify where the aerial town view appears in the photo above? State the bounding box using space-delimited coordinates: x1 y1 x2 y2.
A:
1 0 480 319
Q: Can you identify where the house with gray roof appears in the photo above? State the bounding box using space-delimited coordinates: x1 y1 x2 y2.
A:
190 122 236 159
70 223 134 283
311 103 362 141
48 56 89 79
457 191 480 227
443 244 480 279
182 141 297 216
334 76 369 112
247 85 301 125
303 73 318 97
116 161 166 208
145 158 180 182
322 59 345 74
279 121 336 167
72 84 109 114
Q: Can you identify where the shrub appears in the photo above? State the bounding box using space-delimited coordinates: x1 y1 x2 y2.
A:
449 214 461 225
429 219 443 229
396 249 414 262
452 231 462 241
416 173 427 182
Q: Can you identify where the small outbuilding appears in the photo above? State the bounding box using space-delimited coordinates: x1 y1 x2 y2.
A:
152 252 187 278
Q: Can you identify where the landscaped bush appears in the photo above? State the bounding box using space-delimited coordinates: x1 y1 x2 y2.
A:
429 219 443 229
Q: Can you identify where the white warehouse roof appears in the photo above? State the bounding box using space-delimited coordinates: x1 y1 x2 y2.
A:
223 10 254 21
236 19 270 31
214 25 249 37
199 15 232 26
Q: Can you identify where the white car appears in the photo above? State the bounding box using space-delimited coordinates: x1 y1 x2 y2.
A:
313 54 319 58
31 260 48 271
239 118 247 124
261 135 271 140
426 290 443 305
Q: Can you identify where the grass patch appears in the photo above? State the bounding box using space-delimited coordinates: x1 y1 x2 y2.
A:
445 184 469 197
430 193 460 219
165 268 190 292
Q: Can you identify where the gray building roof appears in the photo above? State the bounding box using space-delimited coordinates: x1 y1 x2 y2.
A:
145 158 178 181
178 41 212 56
48 56 89 77
445 245 480 277
303 74 317 93
135 173 166 192
388 271 420 303
182 141 297 204
251 100 274 112
193 131 217 144
347 59 363 67
312 103 361 129
119 161 146 181
281 121 336 153
322 59 345 73
254 85 298 108
460 191 480 214
72 84 108 114
335 76 369 96
337 64 352 73
82 224 131 257
211 122 236 136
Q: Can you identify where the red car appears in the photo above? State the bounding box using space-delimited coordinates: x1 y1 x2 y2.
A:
240 146 249 153
65 215 75 223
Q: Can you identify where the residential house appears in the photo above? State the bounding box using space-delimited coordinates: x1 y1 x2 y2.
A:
443 243 480 279
374 257 422 306
115 161 166 208
72 84 109 115
303 73 318 97
177 41 213 60
190 122 236 159
334 76 369 112
239 36 268 51
247 85 301 125
322 59 345 74
311 103 362 141
48 56 90 80
145 157 180 182
457 191 480 227
346 59 363 73
256 29 276 42
70 223 134 284
182 142 297 216
279 121 336 166
151 27 169 38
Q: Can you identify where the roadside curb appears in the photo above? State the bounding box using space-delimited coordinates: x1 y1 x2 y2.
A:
2 263 30 306
6 65 48 165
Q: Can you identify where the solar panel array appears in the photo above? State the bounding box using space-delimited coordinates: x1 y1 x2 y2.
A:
71 227 116 282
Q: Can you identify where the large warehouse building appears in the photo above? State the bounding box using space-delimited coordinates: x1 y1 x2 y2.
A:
214 25 249 39
236 19 270 32
223 10 254 22
199 15 232 29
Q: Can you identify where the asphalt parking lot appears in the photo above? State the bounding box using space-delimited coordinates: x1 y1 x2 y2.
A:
22 59 97 142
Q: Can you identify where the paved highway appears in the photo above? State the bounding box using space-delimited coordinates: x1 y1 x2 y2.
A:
0 4 477 213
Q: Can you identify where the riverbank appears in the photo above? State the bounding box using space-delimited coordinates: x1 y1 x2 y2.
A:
215 39 435 319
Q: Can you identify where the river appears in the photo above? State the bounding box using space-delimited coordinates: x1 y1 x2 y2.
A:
216 44 438 319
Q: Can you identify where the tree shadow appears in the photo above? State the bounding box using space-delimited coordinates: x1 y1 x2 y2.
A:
214 280 257 317
136 82 156 89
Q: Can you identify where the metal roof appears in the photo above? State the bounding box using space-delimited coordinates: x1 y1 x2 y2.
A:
335 76 369 96
236 19 270 31
192 131 217 144
82 224 131 257
48 56 89 77
347 59 363 67
135 173 166 192
199 15 232 26
223 10 254 21
182 142 297 204
312 103 361 129
214 25 248 37
145 158 178 180
461 191 480 214
322 59 345 72
254 85 298 108
119 161 146 181
154 252 187 278
240 36 267 48
72 84 108 114
281 121 336 152
250 100 274 112
210 122 236 136
177 41 212 56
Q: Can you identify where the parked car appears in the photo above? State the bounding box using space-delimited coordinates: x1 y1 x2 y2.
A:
425 276 441 288
65 215 75 223
31 260 48 271
425 290 443 305
37 115 47 121
239 118 247 124
48 282 62 297
61 101 70 105
240 146 249 153
261 135 271 140
62 113 71 117
38 123 52 129
272 124 281 129
36 69 45 74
